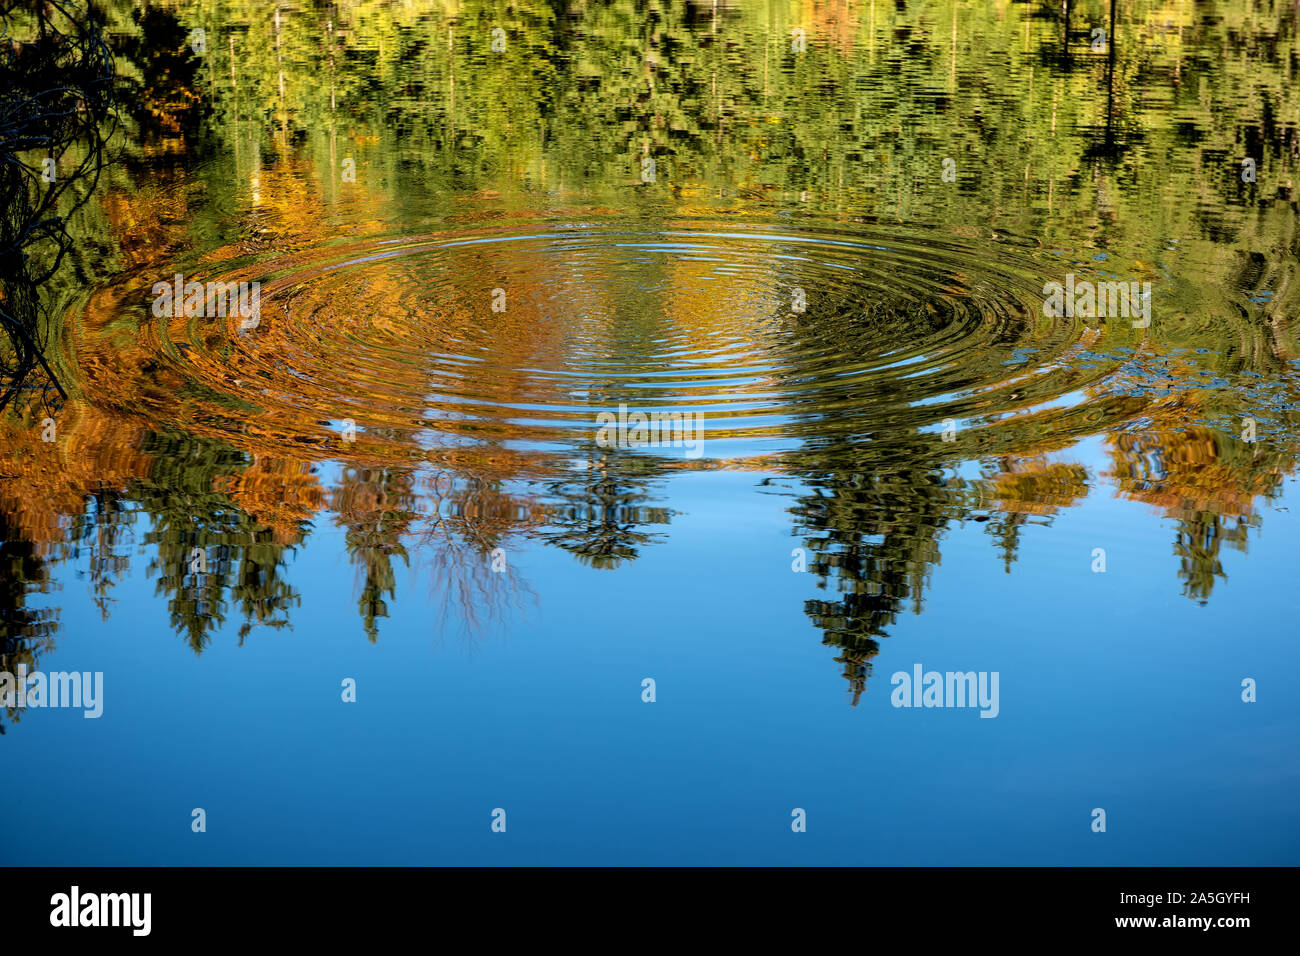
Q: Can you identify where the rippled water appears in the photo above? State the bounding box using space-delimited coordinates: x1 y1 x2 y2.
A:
3 0 1299 865
98 220 1155 458
89 213 1292 466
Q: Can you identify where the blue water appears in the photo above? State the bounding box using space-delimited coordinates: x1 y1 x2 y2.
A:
6 463 1297 866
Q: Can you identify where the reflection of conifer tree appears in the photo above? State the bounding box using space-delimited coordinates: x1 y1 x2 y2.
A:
0 510 58 733
777 271 966 704
137 431 302 652
158 539 227 654
538 450 670 570
333 465 415 643
988 513 1025 574
233 528 301 644
793 461 956 705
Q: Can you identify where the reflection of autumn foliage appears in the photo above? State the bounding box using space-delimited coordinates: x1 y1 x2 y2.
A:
1107 422 1289 603
223 456 326 546
985 456 1091 516
0 391 552 652
980 455 1091 573
5 0 1299 711
1108 425 1284 519
800 0 857 54
0 119 675 650
0 404 151 554
0 408 139 728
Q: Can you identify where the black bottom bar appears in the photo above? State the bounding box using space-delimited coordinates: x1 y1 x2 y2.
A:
8 866 1286 941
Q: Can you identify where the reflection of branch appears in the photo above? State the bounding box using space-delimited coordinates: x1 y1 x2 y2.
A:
415 476 536 643
0 0 117 409
0 306 66 399
419 537 533 644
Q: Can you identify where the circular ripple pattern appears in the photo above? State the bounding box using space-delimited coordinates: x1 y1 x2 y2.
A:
98 221 1136 466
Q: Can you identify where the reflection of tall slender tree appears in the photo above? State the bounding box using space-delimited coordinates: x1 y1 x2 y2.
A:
1174 510 1252 606
71 489 135 621
0 509 58 732
988 510 1026 575
332 464 416 643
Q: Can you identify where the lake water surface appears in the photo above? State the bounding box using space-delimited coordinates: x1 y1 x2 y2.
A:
1 0 1298 865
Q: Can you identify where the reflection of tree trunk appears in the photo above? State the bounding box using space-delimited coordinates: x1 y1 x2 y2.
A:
950 2 956 90
1063 0 1072 66
868 0 875 60
1105 0 1116 153
230 35 240 181
833 647 873 707
275 3 286 147
327 8 336 206
1269 268 1294 357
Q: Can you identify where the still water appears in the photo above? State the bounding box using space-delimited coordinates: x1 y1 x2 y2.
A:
2 0 1298 864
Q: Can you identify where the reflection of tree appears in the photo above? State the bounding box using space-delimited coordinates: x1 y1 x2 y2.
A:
71 490 135 621
333 464 415 643
112 4 207 140
1107 425 1282 605
1 0 1299 719
791 452 1095 704
982 456 1091 572
1 0 115 410
0 508 59 733
138 431 302 652
537 449 671 570
791 455 954 705
777 272 1092 704
1172 511 1253 606
418 472 535 640
331 462 544 642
